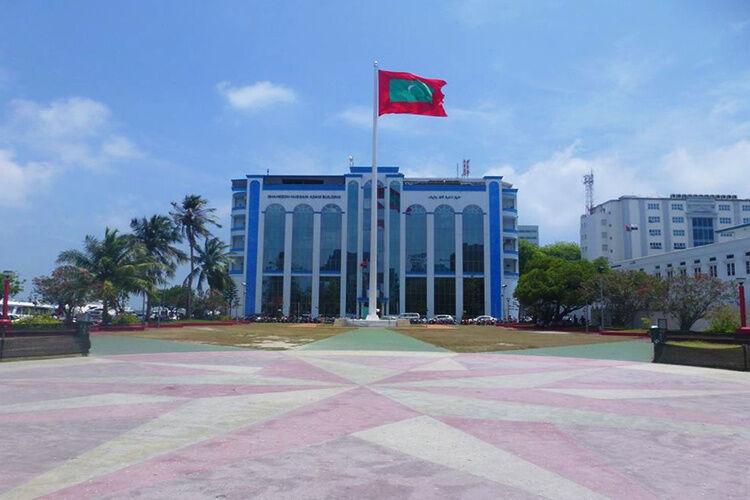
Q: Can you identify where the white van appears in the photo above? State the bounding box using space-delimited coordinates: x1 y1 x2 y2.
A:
398 312 421 321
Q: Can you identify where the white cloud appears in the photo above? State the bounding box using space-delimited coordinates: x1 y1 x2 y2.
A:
216 81 297 111
0 149 54 207
2 97 142 170
336 105 409 131
484 139 750 245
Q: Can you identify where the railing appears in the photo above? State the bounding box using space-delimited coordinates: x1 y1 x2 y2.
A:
651 330 750 371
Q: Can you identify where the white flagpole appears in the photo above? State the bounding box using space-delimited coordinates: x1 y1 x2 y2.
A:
366 60 379 320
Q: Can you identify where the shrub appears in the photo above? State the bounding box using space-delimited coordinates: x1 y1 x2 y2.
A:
13 314 62 326
112 313 140 325
706 305 740 333
217 315 233 321
640 317 652 330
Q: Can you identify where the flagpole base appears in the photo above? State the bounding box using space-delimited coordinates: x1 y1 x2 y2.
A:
365 313 380 321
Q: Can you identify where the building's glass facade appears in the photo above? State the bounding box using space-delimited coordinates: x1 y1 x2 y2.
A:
231 166 518 320
692 217 715 247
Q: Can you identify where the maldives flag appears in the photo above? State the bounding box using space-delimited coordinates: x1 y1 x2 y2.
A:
378 70 447 117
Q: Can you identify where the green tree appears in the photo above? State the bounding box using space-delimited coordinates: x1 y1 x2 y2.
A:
32 266 95 323
130 215 187 321
586 270 663 327
706 304 741 333
657 274 735 331
542 242 581 261
57 228 152 325
1 270 25 298
170 195 221 318
188 237 231 294
518 239 540 275
514 252 598 325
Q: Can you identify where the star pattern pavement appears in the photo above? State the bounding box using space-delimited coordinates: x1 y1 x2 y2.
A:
2 349 750 499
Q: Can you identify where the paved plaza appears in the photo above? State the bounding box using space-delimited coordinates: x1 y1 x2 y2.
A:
1 333 750 499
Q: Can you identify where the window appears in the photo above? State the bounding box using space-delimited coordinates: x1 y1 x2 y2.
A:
345 182 358 315
647 202 660 210
709 264 718 277
744 218 750 224
319 205 342 273
261 276 283 316
405 205 427 274
719 217 732 224
648 216 661 223
679 268 687 276
290 276 312 316
654 271 661 278
262 204 285 272
649 242 662 249
231 235 244 250
743 205 750 211
720 232 734 238
434 205 456 274
727 262 735 277
746 260 750 274
463 205 484 274
649 229 661 236
673 242 686 249
600 218 607 225
232 215 245 229
362 181 385 295
666 269 673 278
405 277 427 316
672 216 685 224
692 217 715 246
673 229 685 236
389 182 401 315
434 277 456 315
291 205 314 273
601 231 608 239
318 277 340 317
602 244 608 251
463 277 484 317
671 203 684 210
232 193 246 209
693 267 701 276
718 204 731 211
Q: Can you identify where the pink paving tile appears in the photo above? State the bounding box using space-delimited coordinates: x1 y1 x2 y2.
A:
49 387 422 498
443 417 659 499
256 356 353 384
403 385 750 427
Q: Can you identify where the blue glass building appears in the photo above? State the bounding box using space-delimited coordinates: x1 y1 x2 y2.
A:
229 165 519 320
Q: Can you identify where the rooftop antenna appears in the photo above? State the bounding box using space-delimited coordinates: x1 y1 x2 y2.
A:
266 168 270 176
348 155 354 167
462 159 470 177
583 169 594 214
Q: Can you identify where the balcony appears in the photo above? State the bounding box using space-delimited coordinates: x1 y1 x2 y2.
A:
231 225 246 231
232 204 246 211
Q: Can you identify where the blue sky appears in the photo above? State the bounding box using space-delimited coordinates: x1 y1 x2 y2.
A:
2 0 749 291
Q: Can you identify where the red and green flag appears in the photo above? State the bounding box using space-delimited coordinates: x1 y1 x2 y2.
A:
378 70 447 117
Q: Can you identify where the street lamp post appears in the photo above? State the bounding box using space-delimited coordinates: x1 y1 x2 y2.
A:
597 265 605 330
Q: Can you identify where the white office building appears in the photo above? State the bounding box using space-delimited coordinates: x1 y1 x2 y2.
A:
228 165 520 321
581 194 750 263
518 225 539 246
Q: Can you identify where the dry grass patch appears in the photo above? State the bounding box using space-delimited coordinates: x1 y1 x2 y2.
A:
392 325 639 353
115 323 347 350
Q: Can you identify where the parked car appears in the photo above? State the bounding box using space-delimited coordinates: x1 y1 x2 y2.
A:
470 315 496 325
399 312 421 324
431 314 456 325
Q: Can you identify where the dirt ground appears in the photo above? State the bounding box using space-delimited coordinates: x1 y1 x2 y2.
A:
115 323 346 350
392 325 640 353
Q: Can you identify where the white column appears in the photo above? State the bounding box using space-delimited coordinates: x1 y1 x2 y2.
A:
399 208 406 314
339 205 348 318
454 211 463 321
311 211 321 319
426 211 435 318
282 212 293 317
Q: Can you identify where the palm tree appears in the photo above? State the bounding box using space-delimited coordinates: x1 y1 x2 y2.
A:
188 237 231 294
57 228 152 325
170 194 221 318
130 215 187 322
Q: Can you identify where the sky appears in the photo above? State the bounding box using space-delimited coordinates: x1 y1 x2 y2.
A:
1 0 749 292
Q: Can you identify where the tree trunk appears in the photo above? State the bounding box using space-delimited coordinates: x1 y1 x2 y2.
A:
144 292 152 325
102 299 110 325
186 233 195 319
